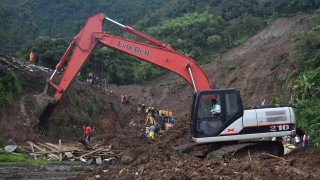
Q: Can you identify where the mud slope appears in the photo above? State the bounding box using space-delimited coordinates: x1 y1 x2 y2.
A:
111 15 309 119
0 55 138 143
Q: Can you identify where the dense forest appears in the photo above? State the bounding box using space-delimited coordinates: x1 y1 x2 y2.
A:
1 0 319 83
0 0 320 144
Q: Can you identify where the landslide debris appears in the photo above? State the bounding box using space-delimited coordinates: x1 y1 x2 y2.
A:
80 116 320 180
0 54 138 144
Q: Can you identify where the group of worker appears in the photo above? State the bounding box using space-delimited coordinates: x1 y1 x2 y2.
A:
85 72 108 90
139 104 175 139
120 94 129 105
294 132 310 148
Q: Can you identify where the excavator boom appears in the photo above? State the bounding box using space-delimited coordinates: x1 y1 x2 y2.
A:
47 13 211 102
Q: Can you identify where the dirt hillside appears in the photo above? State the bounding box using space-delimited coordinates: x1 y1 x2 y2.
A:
0 54 139 144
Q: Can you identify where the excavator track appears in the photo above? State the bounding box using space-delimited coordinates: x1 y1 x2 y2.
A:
175 141 284 160
208 142 256 159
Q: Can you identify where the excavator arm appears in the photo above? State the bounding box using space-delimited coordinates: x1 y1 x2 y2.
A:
47 13 212 102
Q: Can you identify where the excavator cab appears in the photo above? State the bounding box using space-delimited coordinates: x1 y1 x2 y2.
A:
190 89 243 140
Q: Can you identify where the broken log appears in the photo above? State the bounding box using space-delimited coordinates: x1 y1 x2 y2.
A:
27 141 45 152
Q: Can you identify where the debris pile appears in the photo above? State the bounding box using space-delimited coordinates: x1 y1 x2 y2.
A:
0 53 51 73
27 141 116 165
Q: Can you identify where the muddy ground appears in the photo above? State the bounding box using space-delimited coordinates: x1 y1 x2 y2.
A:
0 15 319 179
0 163 94 180
74 108 320 180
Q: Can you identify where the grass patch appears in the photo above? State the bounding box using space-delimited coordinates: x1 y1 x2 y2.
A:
0 151 29 164
0 150 78 165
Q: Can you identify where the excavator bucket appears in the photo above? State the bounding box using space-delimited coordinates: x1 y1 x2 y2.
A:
21 91 57 133
33 81 58 131
38 102 57 130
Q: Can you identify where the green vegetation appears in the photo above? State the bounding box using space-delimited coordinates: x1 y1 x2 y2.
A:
291 11 320 144
0 150 49 165
0 70 23 108
1 0 320 85
0 150 78 165
0 151 30 164
20 36 68 69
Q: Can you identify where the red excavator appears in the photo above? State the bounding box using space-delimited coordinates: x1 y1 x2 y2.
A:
39 13 296 156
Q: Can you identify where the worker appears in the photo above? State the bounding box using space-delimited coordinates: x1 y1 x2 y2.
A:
170 117 175 124
303 132 309 147
158 115 165 130
162 110 167 123
84 123 92 145
144 106 149 117
145 126 150 137
100 78 108 90
87 72 93 84
295 134 301 147
149 125 155 139
124 94 129 104
137 104 142 114
169 110 173 118
145 107 156 126
210 99 221 115
121 94 125 104
151 107 157 120
29 51 35 63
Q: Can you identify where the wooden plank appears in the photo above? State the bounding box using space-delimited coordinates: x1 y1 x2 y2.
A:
65 152 74 158
59 139 62 161
45 143 61 150
28 142 37 160
30 150 73 155
80 148 104 158
47 153 59 160
45 142 81 151
37 142 57 151
27 141 45 152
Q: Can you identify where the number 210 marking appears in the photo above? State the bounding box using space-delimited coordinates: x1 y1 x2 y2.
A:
270 125 290 131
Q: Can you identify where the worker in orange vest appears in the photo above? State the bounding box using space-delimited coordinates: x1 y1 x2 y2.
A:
29 51 36 63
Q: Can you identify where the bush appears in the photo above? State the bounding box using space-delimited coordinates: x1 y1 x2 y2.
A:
291 12 320 145
0 71 23 108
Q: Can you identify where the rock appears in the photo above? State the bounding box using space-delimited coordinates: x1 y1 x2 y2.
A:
95 175 101 179
177 160 184 168
121 151 136 164
204 161 212 167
